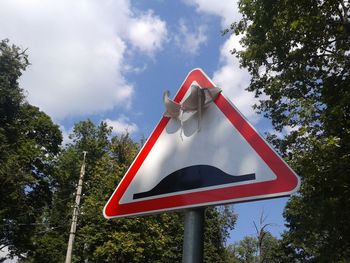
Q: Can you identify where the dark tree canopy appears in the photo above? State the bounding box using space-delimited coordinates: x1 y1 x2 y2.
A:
0 39 62 258
228 0 350 261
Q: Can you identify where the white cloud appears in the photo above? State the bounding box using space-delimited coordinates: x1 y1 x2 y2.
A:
213 34 261 123
104 116 138 135
174 19 207 55
126 10 168 55
183 0 241 28
0 0 167 120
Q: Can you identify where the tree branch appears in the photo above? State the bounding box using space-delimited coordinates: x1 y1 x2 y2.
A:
0 243 9 250
337 5 345 22
338 0 350 35
339 0 348 18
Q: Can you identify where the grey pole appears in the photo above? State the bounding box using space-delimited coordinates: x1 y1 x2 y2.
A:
65 151 87 263
182 208 205 263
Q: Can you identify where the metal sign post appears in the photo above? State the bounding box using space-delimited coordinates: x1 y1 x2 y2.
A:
182 208 205 263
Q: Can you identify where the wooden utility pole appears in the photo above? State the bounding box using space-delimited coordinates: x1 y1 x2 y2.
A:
65 151 87 263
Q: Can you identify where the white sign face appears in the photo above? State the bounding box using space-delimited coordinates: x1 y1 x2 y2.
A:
120 81 276 204
104 68 300 218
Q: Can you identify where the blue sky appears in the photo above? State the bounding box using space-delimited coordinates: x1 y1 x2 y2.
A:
0 0 292 244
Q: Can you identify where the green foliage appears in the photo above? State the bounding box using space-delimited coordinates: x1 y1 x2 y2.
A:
204 206 237 262
0 39 27 129
227 236 258 263
0 39 62 260
226 213 280 263
227 0 350 261
226 232 279 263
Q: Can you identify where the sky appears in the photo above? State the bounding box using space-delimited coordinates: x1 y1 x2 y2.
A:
0 0 292 252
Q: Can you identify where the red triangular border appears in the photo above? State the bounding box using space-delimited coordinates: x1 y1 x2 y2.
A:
104 68 300 218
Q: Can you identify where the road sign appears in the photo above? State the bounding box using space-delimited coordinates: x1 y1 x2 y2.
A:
103 68 300 218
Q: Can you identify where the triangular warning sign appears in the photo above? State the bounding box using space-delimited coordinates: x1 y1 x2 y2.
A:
104 68 300 218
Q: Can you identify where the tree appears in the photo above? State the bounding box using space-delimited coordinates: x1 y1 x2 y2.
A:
227 0 350 261
24 120 113 263
0 39 62 260
226 233 280 263
227 236 259 263
204 206 237 263
252 212 279 263
226 213 279 263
